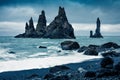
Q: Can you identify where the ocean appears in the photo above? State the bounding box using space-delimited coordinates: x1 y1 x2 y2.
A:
0 36 120 72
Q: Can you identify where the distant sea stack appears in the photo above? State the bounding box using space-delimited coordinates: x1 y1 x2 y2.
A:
15 6 76 39
90 17 103 38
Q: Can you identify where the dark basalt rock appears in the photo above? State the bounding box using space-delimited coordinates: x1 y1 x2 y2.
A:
15 17 38 38
49 65 70 73
51 75 69 80
84 71 96 78
8 51 16 54
78 46 88 53
43 6 75 39
36 10 46 37
39 46 47 48
101 42 120 49
84 48 98 56
15 7 76 39
61 41 80 50
96 69 118 78
101 51 120 57
44 73 55 79
90 17 103 38
100 57 114 69
115 62 120 71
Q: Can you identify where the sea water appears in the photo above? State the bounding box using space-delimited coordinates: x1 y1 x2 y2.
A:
0 36 120 72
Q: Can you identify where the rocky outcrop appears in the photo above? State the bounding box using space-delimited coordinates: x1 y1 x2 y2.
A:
15 6 76 39
61 41 80 50
36 10 46 37
90 17 103 38
44 7 75 39
15 17 38 38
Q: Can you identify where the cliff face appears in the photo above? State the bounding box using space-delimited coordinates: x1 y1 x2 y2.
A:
90 17 103 38
15 6 76 39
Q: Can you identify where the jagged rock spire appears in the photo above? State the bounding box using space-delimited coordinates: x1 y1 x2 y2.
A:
90 17 103 38
36 10 47 37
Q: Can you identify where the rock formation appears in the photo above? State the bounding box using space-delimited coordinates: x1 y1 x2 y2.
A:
90 17 103 38
44 7 75 39
36 10 46 37
15 6 76 39
15 17 38 38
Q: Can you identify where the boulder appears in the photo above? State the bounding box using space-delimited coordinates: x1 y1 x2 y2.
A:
44 6 75 39
49 65 70 73
96 69 118 78
101 42 120 49
51 75 69 80
78 46 87 53
84 71 96 78
84 48 98 56
101 51 120 57
100 57 114 69
44 73 55 79
114 62 120 71
61 41 80 50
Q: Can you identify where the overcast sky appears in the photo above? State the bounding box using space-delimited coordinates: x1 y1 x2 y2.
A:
0 0 120 36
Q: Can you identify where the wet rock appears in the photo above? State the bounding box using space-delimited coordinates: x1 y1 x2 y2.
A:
84 48 98 56
115 62 120 71
39 46 47 48
78 46 87 53
51 75 69 80
8 51 16 54
44 73 55 79
26 74 39 79
49 65 70 73
61 41 80 50
84 71 96 78
96 69 118 78
101 42 120 49
100 57 114 69
101 51 120 57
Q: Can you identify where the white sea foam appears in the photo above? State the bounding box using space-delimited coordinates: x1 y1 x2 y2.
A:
0 52 101 73
29 52 48 57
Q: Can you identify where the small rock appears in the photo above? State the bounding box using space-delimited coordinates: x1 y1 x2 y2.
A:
101 42 120 49
39 46 47 48
78 46 87 53
115 62 120 71
44 73 55 79
49 65 70 73
101 51 120 57
100 57 114 69
84 71 96 77
61 41 80 50
84 48 98 56
8 51 16 54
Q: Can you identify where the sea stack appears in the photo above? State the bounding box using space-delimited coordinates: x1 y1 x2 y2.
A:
90 17 103 38
44 6 75 39
15 17 38 38
15 6 76 39
36 10 47 37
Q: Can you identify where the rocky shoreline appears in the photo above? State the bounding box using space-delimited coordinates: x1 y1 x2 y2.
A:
0 41 120 80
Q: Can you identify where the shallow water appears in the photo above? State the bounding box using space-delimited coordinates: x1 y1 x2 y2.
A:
0 36 120 72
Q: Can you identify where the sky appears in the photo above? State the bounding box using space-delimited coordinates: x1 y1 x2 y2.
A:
0 0 120 36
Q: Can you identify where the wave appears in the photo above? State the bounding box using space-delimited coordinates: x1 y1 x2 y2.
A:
0 52 102 72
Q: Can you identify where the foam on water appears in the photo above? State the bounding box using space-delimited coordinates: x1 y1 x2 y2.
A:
0 52 102 72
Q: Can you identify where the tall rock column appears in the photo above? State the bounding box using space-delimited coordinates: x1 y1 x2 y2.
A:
36 10 47 37
90 17 103 38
